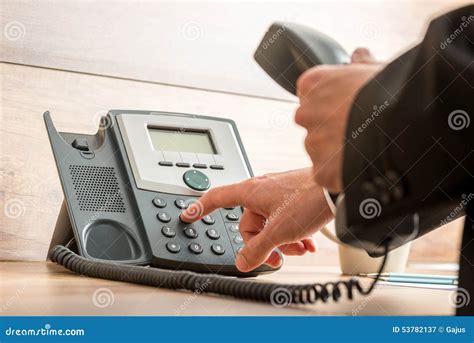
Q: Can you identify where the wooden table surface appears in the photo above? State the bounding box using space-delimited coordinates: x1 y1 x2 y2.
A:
0 262 455 316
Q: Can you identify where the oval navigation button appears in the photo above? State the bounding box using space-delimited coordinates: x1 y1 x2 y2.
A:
183 169 211 191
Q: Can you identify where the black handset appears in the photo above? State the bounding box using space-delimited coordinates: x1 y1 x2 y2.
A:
254 22 350 95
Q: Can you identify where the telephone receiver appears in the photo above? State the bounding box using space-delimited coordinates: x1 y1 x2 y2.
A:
254 22 350 95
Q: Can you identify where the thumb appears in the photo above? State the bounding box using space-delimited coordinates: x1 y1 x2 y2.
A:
351 47 376 64
235 224 284 272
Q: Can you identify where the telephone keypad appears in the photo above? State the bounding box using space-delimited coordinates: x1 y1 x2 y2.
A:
152 194 245 268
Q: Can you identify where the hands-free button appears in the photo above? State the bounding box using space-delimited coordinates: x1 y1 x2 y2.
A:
152 196 167 208
234 234 244 244
189 242 203 254
184 226 198 238
226 213 239 221
175 198 188 209
166 242 180 253
202 214 215 225
183 169 210 191
211 243 225 255
206 228 220 240
228 224 239 232
161 226 176 238
157 212 171 223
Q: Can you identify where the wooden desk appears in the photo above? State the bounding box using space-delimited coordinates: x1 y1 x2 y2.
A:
0 262 455 316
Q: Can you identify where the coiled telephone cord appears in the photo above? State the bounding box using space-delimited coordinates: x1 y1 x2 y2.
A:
50 243 388 305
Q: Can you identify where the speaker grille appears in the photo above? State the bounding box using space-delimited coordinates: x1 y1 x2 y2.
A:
69 165 126 212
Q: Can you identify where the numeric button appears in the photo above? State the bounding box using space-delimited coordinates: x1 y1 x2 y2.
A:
157 212 171 223
161 226 176 238
184 226 198 238
152 197 167 208
206 228 220 240
175 198 188 209
234 234 244 244
166 242 180 253
228 224 239 232
226 213 239 221
189 242 203 254
202 215 215 225
211 244 225 255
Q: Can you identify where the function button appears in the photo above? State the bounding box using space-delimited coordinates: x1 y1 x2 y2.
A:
166 242 180 253
211 243 225 255
193 163 207 169
152 196 167 208
210 164 224 170
183 169 211 191
206 228 220 240
158 161 173 166
157 212 171 223
175 198 188 209
176 162 190 168
228 224 240 232
234 234 244 244
189 242 203 254
226 213 239 221
202 215 215 225
161 226 176 238
184 226 198 238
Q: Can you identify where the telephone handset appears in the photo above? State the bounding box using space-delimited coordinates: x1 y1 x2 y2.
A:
46 22 392 306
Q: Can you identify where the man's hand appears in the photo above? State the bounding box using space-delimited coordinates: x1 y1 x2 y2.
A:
181 168 333 272
295 48 382 192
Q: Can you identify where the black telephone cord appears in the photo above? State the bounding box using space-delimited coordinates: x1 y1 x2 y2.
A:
49 243 389 305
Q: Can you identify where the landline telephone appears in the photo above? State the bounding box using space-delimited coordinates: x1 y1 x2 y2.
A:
47 22 392 305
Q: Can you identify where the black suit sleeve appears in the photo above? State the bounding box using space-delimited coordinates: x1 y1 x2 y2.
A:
339 5 474 254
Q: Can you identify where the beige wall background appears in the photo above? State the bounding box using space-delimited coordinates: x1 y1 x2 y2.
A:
1 0 469 266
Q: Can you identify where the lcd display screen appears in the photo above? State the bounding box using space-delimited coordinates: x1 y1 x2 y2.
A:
148 128 216 154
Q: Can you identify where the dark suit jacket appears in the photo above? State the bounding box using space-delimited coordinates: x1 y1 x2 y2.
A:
339 5 473 315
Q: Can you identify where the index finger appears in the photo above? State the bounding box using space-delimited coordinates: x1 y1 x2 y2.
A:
180 180 251 223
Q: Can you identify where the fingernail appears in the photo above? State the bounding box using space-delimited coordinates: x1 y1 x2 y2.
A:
235 254 248 271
